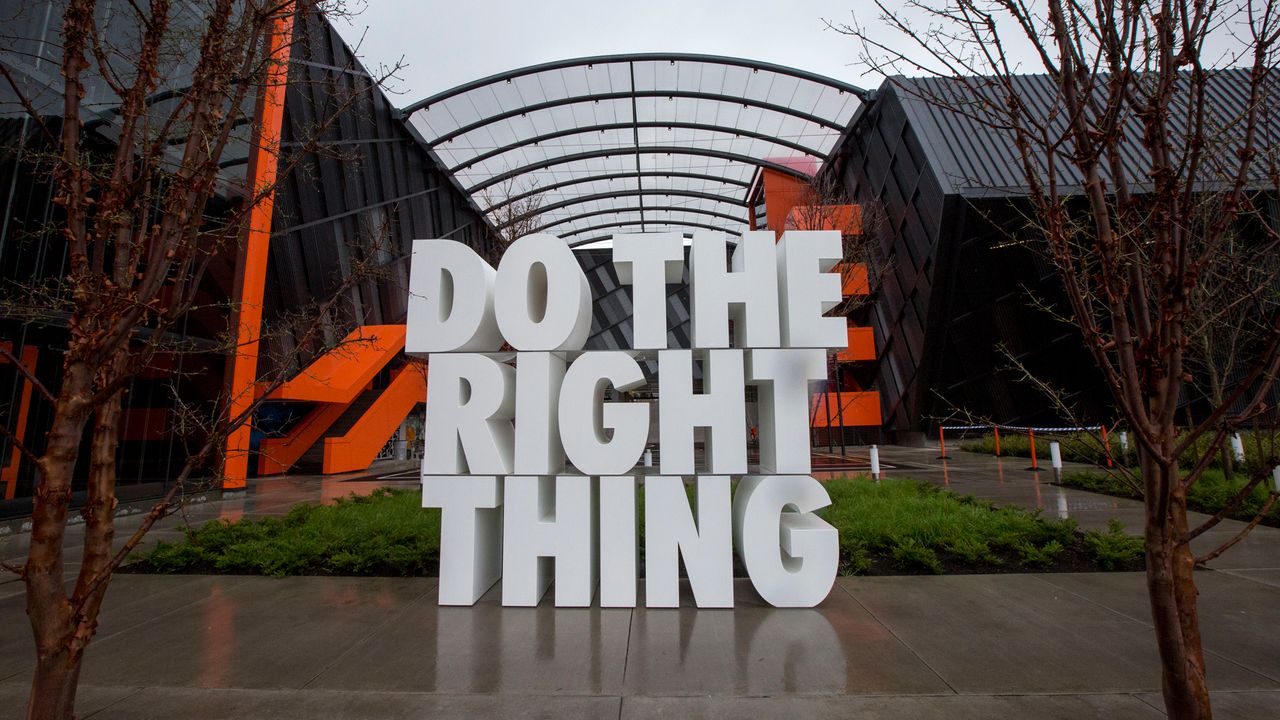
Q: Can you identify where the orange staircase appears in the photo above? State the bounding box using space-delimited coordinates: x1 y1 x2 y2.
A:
321 366 427 474
267 325 406 404
257 324 426 476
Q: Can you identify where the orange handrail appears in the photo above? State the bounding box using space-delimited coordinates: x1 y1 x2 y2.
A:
322 366 428 474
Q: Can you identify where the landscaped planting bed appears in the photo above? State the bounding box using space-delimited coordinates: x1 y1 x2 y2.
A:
126 478 1145 577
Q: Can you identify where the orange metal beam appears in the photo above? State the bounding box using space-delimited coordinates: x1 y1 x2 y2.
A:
267 325 406 404
257 400 351 476
322 365 427 475
223 7 295 489
0 344 38 500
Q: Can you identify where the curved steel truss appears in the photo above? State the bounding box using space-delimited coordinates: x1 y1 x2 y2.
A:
402 53 866 244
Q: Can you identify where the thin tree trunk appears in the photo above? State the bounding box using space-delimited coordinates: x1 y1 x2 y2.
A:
24 361 94 720
1143 454 1212 720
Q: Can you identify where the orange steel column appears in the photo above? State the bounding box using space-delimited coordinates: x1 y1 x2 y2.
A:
223 7 295 489
1 345 38 499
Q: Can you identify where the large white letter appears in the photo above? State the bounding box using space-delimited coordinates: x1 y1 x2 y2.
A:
494 233 592 351
406 239 503 353
689 231 779 348
612 232 684 349
747 348 828 474
422 353 514 475
502 476 598 607
732 475 838 607
644 476 733 608
657 349 747 475
776 230 846 348
514 352 566 475
559 351 649 475
599 475 639 607
423 476 503 605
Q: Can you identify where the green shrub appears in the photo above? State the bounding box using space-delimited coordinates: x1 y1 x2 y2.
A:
130 478 1143 578
129 487 442 577
1085 519 1144 570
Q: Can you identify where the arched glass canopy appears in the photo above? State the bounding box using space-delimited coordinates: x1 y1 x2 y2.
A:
401 54 867 246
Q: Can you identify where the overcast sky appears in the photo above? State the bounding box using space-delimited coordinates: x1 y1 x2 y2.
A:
330 1 879 105
331 1 1256 110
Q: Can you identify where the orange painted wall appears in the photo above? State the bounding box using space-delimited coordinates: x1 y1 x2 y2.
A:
759 168 810 237
810 391 882 427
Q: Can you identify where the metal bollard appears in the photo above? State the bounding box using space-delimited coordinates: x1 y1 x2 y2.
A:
1230 434 1246 463
1119 431 1129 454
1049 440 1063 480
870 444 881 481
1272 466 1280 493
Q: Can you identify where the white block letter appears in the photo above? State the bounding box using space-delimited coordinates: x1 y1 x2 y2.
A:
515 352 566 475
423 476 503 605
689 231 779 348
612 232 684 349
776 230 846 348
559 351 649 475
502 476 599 607
644 476 734 608
733 475 838 607
422 353 514 475
494 233 592 351
406 239 503 353
599 476 639 607
657 349 747 475
747 349 827 474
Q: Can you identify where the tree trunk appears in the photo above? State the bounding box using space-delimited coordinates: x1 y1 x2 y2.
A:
24 361 94 720
26 653 82 720
1142 454 1212 720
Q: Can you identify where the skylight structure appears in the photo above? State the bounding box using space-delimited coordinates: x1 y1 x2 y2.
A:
401 53 867 246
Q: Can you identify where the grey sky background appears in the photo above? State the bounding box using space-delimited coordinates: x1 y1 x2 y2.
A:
331 1 882 105
332 1 1254 109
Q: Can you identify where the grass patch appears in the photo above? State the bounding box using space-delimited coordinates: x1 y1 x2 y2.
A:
820 477 1141 574
1059 469 1280 528
131 488 441 577
127 478 1144 577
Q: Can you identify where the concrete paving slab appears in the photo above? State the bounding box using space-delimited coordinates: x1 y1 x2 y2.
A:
0 575 256 682
1136 690 1280 720
840 574 1274 693
0 680 141 719
1191 526 1280 571
1037 571 1280 684
620 693 1167 720
306 581 629 695
621 579 951 696
76 576 434 690
76 685 620 720
1219 568 1280 588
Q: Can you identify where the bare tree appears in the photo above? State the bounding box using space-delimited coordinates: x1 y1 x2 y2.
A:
480 175 544 262
0 2 404 717
829 2 1280 718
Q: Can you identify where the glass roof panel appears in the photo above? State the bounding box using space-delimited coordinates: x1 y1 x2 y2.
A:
403 54 864 244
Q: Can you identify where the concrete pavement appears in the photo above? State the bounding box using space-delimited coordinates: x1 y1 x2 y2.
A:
0 572 1277 718
0 450 1277 718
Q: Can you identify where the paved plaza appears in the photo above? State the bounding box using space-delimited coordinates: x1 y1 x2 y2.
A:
1 450 1277 719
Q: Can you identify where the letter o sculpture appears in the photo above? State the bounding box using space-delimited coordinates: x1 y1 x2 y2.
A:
494 234 593 351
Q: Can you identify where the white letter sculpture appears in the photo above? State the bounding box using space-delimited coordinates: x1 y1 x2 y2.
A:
407 232 849 610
